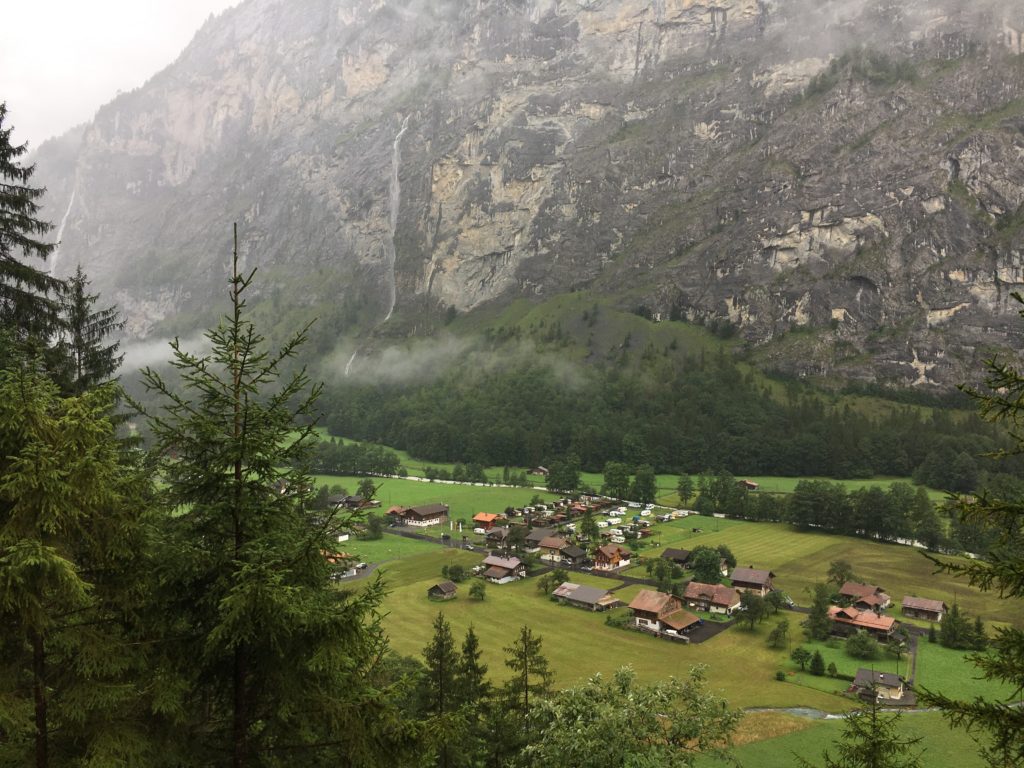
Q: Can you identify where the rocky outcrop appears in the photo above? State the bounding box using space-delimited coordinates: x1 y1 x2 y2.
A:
31 0 1024 387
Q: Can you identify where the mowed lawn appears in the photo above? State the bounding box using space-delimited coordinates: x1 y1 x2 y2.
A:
698 711 989 768
367 549 854 713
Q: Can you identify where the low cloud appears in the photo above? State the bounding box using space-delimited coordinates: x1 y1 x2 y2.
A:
119 332 211 374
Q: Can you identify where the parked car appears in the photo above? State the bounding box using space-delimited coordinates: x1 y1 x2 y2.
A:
356 562 368 570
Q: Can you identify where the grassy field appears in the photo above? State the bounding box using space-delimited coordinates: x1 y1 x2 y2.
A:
698 711 988 768
344 533 441 563
368 550 854 713
311 474 558 520
636 519 1024 626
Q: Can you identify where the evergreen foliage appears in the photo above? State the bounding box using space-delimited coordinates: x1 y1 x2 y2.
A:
799 694 923 768
846 630 881 660
809 650 826 676
806 583 834 641
690 546 724 585
53 264 124 395
0 368 154 766
132 230 395 766
0 103 62 344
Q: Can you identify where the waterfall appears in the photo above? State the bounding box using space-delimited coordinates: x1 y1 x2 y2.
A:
383 114 411 322
344 350 358 377
48 185 77 277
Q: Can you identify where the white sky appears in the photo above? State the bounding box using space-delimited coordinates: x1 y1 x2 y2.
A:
1 0 241 150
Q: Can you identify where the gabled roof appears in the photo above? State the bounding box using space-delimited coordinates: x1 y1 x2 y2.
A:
562 545 587 559
430 580 458 595
828 606 896 632
473 512 501 523
406 503 449 517
554 582 613 605
597 544 631 559
853 669 902 690
839 581 886 598
730 567 775 585
525 527 557 544
482 555 522 570
661 610 701 631
661 548 691 562
854 594 886 608
486 527 510 540
684 581 741 607
538 536 569 550
483 566 509 579
901 596 947 613
628 589 676 614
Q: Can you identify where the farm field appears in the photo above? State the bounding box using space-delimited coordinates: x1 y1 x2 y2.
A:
638 520 1024 626
311 474 559 521
368 548 854 713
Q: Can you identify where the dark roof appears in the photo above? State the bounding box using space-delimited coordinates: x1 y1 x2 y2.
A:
662 548 691 563
562 545 587 559
730 567 775 585
483 566 508 579
406 503 449 517
554 582 612 605
853 669 902 689
486 527 510 540
429 581 458 595
526 527 557 544
901 596 946 613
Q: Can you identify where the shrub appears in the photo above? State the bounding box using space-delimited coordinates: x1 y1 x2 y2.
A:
810 650 826 676
775 670 787 682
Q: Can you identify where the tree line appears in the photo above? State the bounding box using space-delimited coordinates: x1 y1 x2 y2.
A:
320 350 1010 492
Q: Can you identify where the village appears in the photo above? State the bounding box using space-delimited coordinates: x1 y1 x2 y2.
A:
338 485 966 710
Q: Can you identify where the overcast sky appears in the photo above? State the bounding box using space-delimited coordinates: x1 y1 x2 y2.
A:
2 0 241 151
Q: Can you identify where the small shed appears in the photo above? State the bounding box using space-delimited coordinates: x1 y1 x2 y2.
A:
428 581 458 600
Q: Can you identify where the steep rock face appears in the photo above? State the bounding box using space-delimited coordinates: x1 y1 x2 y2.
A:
31 0 1024 387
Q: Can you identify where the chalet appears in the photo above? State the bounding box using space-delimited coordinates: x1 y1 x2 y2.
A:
839 582 891 610
683 582 742 615
485 527 511 548
730 567 775 596
661 548 692 567
901 596 948 623
560 544 588 567
538 536 571 563
524 527 558 552
387 503 449 527
628 589 700 636
828 606 897 640
853 669 904 701
481 555 526 584
427 581 458 601
551 582 619 611
737 479 760 491
472 512 503 531
594 544 632 572
530 466 550 476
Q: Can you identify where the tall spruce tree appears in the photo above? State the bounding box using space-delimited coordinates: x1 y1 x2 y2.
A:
0 368 154 767
54 264 124 394
133 228 395 767
0 103 62 345
416 612 463 768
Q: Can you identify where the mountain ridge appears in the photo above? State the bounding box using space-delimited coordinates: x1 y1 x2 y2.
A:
28 0 1024 389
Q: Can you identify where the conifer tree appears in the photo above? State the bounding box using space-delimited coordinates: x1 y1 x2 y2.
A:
54 264 124 394
919 307 1024 763
0 103 62 344
133 228 394 767
503 625 552 713
0 369 154 767
799 693 922 768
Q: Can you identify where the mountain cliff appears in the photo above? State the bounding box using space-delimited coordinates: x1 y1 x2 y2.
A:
30 0 1024 388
